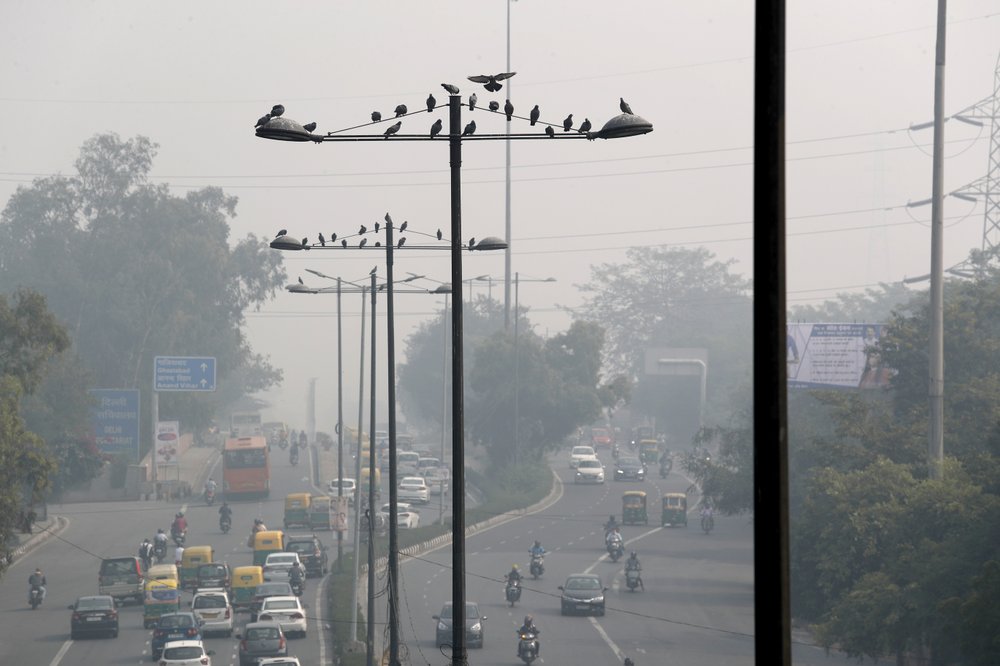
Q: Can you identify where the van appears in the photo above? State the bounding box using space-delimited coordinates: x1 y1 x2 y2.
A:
99 556 144 604
397 451 420 475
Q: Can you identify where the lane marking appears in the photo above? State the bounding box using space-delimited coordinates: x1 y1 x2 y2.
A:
588 616 626 661
48 640 72 666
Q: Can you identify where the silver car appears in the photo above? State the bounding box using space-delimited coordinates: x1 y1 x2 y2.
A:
237 622 287 666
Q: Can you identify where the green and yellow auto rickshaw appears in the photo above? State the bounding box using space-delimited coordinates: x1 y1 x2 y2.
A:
622 490 648 525
639 439 660 465
230 565 263 610
661 492 688 527
143 579 180 628
283 493 311 529
252 530 284 566
308 494 334 530
179 545 213 590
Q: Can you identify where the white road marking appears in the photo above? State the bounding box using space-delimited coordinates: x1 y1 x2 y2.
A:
589 617 626 661
48 640 72 666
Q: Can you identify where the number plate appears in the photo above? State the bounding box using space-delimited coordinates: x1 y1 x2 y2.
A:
86 616 102 622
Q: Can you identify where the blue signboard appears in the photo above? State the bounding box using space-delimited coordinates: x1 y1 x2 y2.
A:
154 356 217 392
90 389 141 460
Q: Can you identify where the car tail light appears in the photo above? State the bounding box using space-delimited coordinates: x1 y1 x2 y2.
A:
154 629 165 638
200 658 209 665
259 614 272 621
279 636 286 650
224 608 231 619
290 612 304 620
109 610 118 619
72 612 81 621
240 639 247 651
186 627 199 637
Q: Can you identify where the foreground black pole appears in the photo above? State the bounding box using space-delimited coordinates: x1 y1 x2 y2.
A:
753 1 790 664
366 273 378 666
385 222 401 666
448 92 467 666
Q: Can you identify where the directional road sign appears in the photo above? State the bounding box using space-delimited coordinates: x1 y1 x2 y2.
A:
154 356 217 392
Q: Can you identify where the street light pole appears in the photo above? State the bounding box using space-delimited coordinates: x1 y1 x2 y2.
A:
337 277 344 571
513 272 520 465
384 222 401 666
367 272 377 666
504 0 513 330
440 293 449 525
350 285 366 651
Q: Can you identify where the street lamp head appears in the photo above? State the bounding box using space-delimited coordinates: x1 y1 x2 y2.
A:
287 283 319 294
595 113 654 140
432 284 453 294
270 235 308 251
256 116 322 143
472 236 508 251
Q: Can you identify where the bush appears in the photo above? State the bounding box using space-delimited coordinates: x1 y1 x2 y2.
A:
325 552 366 664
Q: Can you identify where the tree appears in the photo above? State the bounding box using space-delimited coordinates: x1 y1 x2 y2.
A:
788 282 914 323
681 417 754 515
0 133 286 441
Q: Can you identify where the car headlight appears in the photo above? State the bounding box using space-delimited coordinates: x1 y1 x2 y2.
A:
438 622 448 631
470 623 481 633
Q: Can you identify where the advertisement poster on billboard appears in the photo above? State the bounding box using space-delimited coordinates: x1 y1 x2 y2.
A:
787 323 892 389
90 389 140 460
155 421 181 466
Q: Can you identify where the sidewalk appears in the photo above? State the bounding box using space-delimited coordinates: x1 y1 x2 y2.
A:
5 513 67 566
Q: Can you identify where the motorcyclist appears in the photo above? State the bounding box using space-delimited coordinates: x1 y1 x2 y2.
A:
252 517 267 533
154 528 168 552
28 567 46 604
298 430 308 448
218 502 233 521
204 477 217 497
517 615 539 656
288 560 305 593
171 511 187 536
529 540 546 559
138 538 154 570
700 501 715 519
606 525 623 547
505 564 522 585
603 514 618 536
625 551 644 589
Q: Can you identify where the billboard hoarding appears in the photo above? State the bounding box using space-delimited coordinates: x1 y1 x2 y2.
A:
787 323 892 390
90 389 140 460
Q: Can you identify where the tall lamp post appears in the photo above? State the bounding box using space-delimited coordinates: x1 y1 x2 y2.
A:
257 84 651 666
512 273 556 465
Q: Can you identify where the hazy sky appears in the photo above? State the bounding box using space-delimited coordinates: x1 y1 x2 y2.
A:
1 2 998 432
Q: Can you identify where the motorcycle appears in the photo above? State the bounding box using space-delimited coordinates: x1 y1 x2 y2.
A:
220 515 232 534
701 514 715 534
171 529 186 547
153 541 167 563
278 436 289 450
289 448 299 466
204 487 216 506
517 630 539 665
529 555 544 579
659 458 672 479
625 568 642 592
612 443 620 459
505 579 522 607
607 538 624 562
29 585 43 610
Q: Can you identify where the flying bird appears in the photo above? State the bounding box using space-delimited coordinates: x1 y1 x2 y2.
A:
255 114 271 128
383 121 402 138
276 229 287 238
318 232 326 246
359 225 367 235
545 125 555 138
488 101 500 112
462 120 477 136
468 237 476 249
436 229 443 240
441 83 460 95
468 72 516 92
397 237 406 248
620 97 633 115
504 99 514 121
359 238 368 248
563 114 574 132
371 110 382 122
298 276 304 285
426 94 436 112
394 104 408 117
579 118 592 134
302 122 317 133
469 93 477 111
342 239 348 248
529 105 540 126
430 118 442 138
270 104 285 117
399 220 408 232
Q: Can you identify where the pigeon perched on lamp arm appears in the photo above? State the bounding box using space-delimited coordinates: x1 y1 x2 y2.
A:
620 97 633 115
276 229 287 238
302 122 317 133
545 125 555 138
462 120 477 136
579 118 592 134
270 104 285 117
441 83 460 95
430 118 442 138
255 114 271 128
563 114 574 132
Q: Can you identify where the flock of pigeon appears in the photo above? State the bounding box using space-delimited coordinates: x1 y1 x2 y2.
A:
276 214 482 252
256 72 638 140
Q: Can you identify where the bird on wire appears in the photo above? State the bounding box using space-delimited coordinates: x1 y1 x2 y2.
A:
462 120 477 136
302 122 317 133
371 110 382 122
469 93 477 111
399 220 408 232
545 125 555 138
359 238 368 248
359 224 367 235
579 118 592 134
426 94 436 112
383 121 401 138
504 99 514 122
397 237 406 248
468 72 516 92
374 221 380 233
394 104 408 117
255 114 271 128
375 242 381 247
298 276 304 285
330 233 337 243
318 233 326 246
441 83 460 95
342 239 348 248
620 97 633 114
488 101 500 112
430 118 442 138
300 237 309 248
529 105 540 126
436 229 443 240
563 114 574 132
276 229 287 238
271 104 285 117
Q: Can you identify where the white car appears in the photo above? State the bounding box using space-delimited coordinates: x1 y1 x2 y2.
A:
159 640 214 666
190 589 233 636
257 596 307 638
380 502 421 529
574 457 605 484
417 457 441 473
263 552 302 582
569 445 597 469
258 658 302 666
328 478 357 505
398 476 430 504
424 467 449 495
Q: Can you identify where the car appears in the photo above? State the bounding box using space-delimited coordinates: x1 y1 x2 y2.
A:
327 478 356 505
257 659 302 666
68 595 119 639
152 611 203 659
191 589 233 636
257 596 307 638
159 640 215 666
285 534 329 577
196 562 232 592
398 476 430 504
98 555 144 604
569 445 596 469
237 621 288 666
574 458 605 484
250 581 294 620
417 456 441 473
397 451 420 475
591 427 613 448
614 456 646 481
263 552 302 583
379 502 420 529
433 601 486 649
424 467 449 495
559 574 607 616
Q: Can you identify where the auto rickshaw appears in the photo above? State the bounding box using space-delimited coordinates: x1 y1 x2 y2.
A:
661 492 688 527
622 490 648 525
230 565 263 609
180 545 214 590
146 563 179 585
308 495 334 530
639 439 660 465
252 530 284 566
197 562 232 591
143 579 180 628
284 492 311 528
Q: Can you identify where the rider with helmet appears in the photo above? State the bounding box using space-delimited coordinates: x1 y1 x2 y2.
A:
517 615 539 656
171 511 187 535
138 538 154 570
529 540 546 559
625 550 643 589
28 567 47 603
506 564 522 585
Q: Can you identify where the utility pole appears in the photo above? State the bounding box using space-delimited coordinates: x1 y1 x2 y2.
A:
503 0 513 329
928 0 947 480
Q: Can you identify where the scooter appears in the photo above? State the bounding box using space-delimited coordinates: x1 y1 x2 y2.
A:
204 487 216 506
625 568 642 592
701 514 715 534
219 515 231 534
290 579 304 597
607 539 624 562
153 541 167 563
517 630 539 665
29 585 43 610
171 529 186 547
505 579 522 607
529 555 544 579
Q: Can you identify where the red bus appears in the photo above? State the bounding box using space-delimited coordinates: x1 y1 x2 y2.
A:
222 436 270 499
